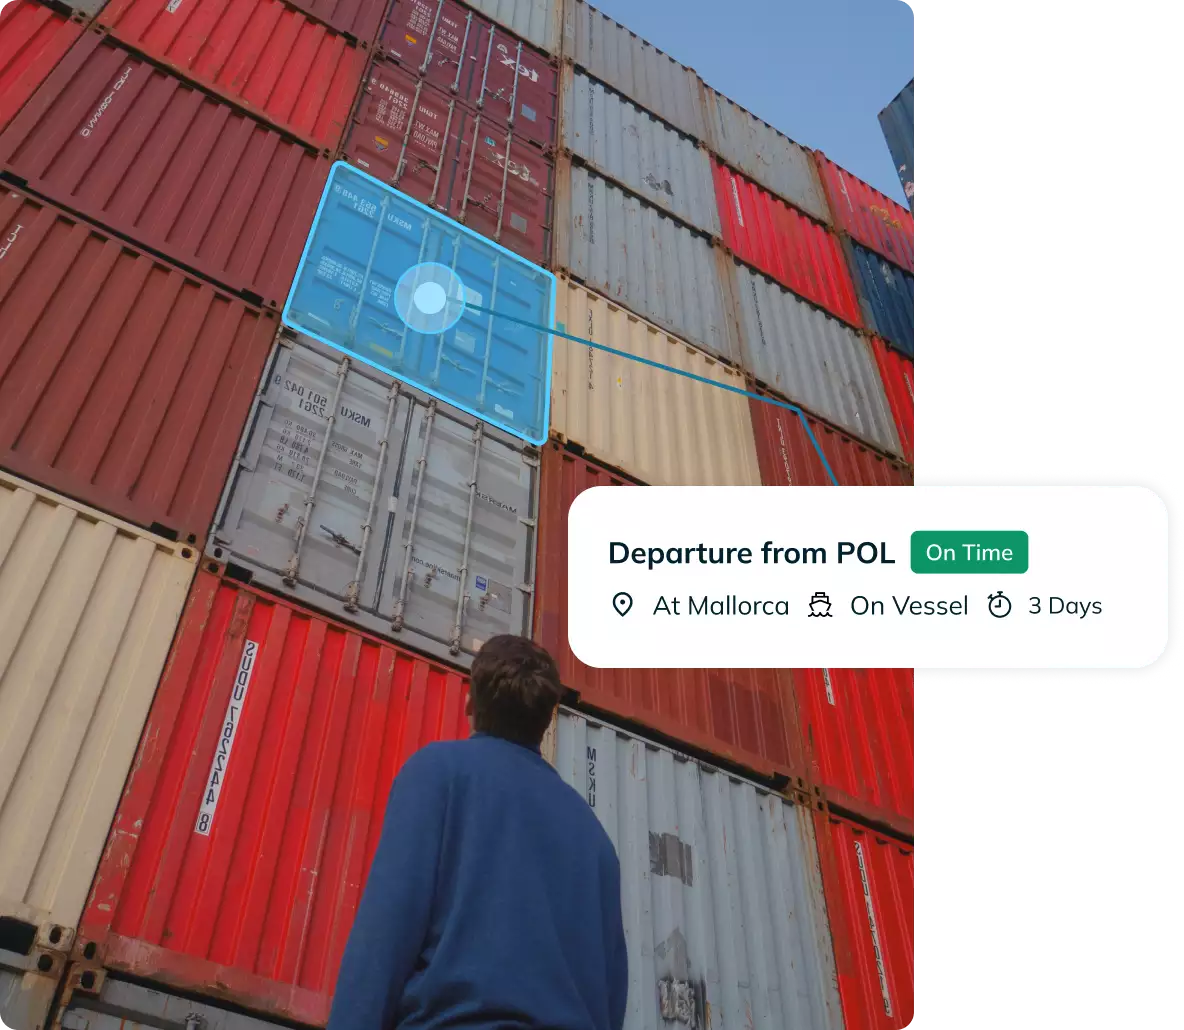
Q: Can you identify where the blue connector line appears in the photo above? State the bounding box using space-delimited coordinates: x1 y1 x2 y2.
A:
466 303 841 486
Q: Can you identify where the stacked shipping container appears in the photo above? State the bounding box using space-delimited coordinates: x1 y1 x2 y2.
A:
0 2 913 1029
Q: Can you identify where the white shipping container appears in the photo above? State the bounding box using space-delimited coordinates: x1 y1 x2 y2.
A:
461 0 561 54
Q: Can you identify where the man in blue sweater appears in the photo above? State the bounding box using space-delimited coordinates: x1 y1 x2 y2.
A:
328 635 629 1030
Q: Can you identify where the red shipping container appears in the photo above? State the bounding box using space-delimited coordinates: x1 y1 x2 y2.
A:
0 188 278 547
0 0 84 135
748 396 912 486
0 32 329 308
871 336 913 465
534 443 806 783
815 811 913 1030
795 668 913 833
343 60 553 265
816 152 914 273
97 0 368 152
284 0 387 43
377 0 558 151
76 570 471 1026
714 160 863 328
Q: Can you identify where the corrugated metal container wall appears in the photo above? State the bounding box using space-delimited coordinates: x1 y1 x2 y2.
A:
56 978 289 1030
816 153 913 273
0 471 196 945
713 160 861 328
0 33 329 308
563 69 718 237
748 397 912 488
878 80 913 210
870 337 913 465
562 0 707 143
843 239 914 359
1 963 58 1030
730 260 901 457
50 0 109 15
535 445 807 783
554 710 843 1030
815 813 913 1030
76 571 471 1027
556 162 736 365
459 0 560 55
703 88 829 225
376 0 559 152
0 189 280 547
96 0 368 152
207 333 540 670
551 277 760 486
0 0 84 135
343 61 553 267
794 669 913 832
284 0 387 42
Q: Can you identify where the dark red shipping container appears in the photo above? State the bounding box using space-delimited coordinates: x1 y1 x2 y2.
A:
0 188 278 547
0 31 329 307
0 0 84 135
377 0 558 151
815 811 913 1030
714 160 863 328
343 60 553 265
97 0 368 152
748 395 912 487
534 443 806 783
76 570 471 1026
871 335 913 465
285 0 388 43
816 151 914 273
795 668 913 833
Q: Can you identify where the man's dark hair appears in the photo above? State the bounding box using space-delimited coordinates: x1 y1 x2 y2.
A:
469 635 563 747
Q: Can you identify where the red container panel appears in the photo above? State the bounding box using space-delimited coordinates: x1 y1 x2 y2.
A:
871 336 913 466
343 60 553 265
0 0 84 135
0 32 329 307
795 668 913 831
285 0 387 42
714 160 863 328
97 0 368 152
816 152 914 273
748 396 912 486
0 188 278 547
534 443 806 782
77 570 471 1026
377 0 558 151
815 812 913 1030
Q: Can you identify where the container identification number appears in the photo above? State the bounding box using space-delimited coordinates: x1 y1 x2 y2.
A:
195 640 259 836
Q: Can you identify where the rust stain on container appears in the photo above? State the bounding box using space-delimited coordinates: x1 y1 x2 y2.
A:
0 188 279 547
0 32 329 308
0 0 85 136
816 152 913 273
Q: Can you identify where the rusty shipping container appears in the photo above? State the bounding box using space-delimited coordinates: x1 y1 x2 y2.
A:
843 238 914 359
343 60 553 266
816 152 913 272
563 68 719 238
0 188 279 547
870 336 913 466
713 159 861 328
460 0 559 55
284 0 388 42
815 812 913 1030
795 669 913 833
562 0 708 143
879 80 914 211
376 0 558 152
76 570 471 1026
96 0 368 152
554 709 844 1030
0 32 329 308
748 396 912 488
535 444 807 784
0 0 85 136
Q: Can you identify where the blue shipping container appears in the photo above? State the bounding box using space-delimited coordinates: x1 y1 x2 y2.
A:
283 162 556 446
879 80 914 211
844 237 914 358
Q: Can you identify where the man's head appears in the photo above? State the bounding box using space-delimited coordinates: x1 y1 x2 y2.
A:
467 635 563 748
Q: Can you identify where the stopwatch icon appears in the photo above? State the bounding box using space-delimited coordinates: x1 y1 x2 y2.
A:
987 591 1012 618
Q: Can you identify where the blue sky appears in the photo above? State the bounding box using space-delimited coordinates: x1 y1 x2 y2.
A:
587 0 913 204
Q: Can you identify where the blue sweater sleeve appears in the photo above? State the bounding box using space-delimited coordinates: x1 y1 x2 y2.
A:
605 853 629 1030
328 749 449 1030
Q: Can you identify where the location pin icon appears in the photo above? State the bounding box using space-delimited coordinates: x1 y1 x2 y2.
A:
612 591 633 617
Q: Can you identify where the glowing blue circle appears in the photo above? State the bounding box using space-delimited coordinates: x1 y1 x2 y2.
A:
395 262 466 334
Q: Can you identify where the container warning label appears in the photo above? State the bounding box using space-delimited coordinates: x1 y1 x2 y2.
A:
195 640 259 836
